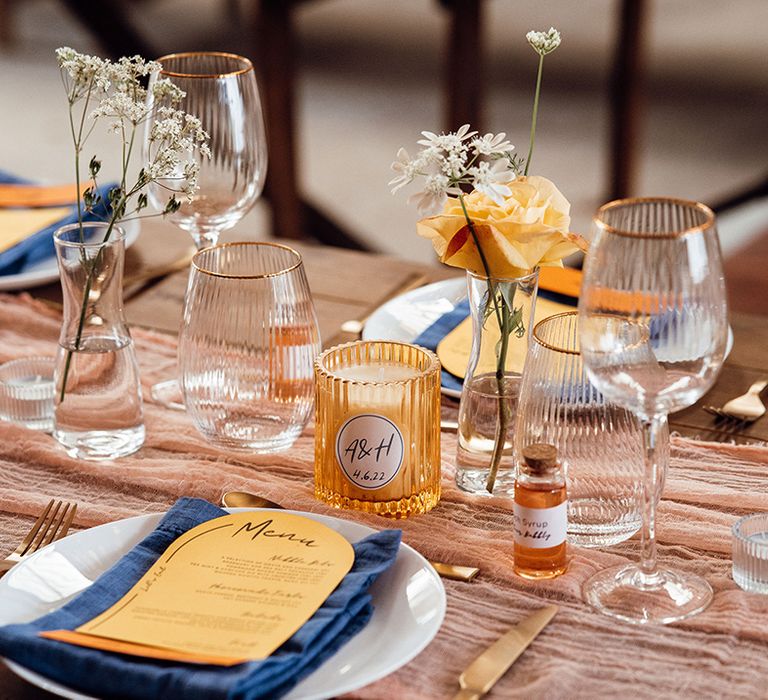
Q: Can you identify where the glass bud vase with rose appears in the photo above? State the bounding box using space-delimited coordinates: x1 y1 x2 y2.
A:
391 28 586 494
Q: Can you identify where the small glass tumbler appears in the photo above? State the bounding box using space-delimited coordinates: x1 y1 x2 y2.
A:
732 513 768 593
0 357 56 432
314 341 441 518
179 242 321 452
515 312 667 547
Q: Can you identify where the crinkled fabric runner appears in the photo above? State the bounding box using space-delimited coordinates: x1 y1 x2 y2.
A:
1 292 768 699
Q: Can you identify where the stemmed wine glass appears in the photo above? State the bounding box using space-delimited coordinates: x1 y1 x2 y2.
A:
145 52 267 407
578 197 728 625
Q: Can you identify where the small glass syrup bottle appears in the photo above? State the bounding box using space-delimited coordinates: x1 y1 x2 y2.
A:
513 443 568 579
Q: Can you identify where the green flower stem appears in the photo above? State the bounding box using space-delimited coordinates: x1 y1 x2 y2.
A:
457 193 510 494
524 53 545 176
486 296 512 494
58 205 122 403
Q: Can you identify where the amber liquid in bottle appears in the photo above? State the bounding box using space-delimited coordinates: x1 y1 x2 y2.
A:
513 444 568 580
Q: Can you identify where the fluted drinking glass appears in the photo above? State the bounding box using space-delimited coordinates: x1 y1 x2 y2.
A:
145 52 267 407
515 311 668 547
578 198 728 624
179 243 320 452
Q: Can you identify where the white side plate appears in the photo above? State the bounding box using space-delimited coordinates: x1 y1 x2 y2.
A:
362 277 734 398
0 218 140 291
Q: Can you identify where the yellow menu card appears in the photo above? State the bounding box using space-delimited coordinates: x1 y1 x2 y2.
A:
437 296 575 379
0 207 72 254
42 512 355 666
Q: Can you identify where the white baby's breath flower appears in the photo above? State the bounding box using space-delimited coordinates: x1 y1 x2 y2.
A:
468 160 515 205
151 77 186 103
526 27 561 56
471 132 515 157
90 91 149 124
56 47 111 99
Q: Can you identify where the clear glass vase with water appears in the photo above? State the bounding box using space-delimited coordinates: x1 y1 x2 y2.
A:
53 222 145 460
455 269 538 495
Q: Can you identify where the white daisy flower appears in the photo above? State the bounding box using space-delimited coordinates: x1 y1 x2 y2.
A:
468 160 516 205
471 133 515 157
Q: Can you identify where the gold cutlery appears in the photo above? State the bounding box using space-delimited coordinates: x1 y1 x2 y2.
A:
0 499 77 572
338 272 430 337
704 379 767 423
454 605 558 699
221 490 480 582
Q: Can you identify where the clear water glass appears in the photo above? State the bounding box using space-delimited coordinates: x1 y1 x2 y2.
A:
579 197 728 625
179 242 321 452
515 311 670 547
732 514 768 594
0 357 56 432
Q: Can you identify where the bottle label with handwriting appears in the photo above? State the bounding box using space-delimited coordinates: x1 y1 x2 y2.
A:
335 413 404 490
513 501 567 549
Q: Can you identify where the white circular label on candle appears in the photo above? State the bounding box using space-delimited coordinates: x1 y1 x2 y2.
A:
335 414 405 490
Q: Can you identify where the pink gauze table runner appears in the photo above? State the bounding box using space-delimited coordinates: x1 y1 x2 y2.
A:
1 292 768 699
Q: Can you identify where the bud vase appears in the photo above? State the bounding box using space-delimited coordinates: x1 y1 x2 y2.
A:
455 269 538 495
53 222 145 460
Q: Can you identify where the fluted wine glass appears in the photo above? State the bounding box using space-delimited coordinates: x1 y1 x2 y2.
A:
578 197 728 624
145 52 267 407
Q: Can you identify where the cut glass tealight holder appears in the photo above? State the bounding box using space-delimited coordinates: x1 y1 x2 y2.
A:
0 357 56 432
732 513 768 594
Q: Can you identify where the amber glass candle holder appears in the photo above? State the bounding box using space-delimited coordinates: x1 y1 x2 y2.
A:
314 341 441 518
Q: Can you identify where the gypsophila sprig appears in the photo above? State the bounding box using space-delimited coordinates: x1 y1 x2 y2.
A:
55 47 211 402
526 27 561 56
389 125 516 215
56 46 210 231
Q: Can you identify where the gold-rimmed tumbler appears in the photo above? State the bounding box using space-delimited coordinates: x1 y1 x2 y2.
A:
515 311 669 547
314 341 441 518
179 242 320 452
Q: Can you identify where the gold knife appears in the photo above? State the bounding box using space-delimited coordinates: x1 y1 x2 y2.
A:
453 605 558 700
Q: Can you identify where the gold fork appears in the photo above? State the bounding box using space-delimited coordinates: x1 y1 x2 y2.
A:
0 500 77 572
704 379 768 423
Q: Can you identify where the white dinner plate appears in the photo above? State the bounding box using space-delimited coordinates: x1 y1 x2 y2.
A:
0 218 141 291
362 277 734 398
0 507 445 700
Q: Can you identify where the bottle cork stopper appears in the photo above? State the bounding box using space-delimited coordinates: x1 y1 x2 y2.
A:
521 443 558 473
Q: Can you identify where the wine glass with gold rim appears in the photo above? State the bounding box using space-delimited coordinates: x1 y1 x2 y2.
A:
578 197 728 625
145 51 268 408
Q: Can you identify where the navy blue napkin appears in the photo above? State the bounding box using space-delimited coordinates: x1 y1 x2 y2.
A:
413 289 578 392
0 497 401 700
0 171 117 276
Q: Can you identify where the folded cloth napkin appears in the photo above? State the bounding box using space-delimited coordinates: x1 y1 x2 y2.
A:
0 497 402 700
0 171 116 276
413 299 471 393
413 288 578 393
